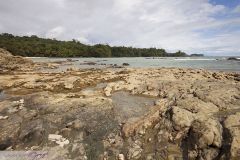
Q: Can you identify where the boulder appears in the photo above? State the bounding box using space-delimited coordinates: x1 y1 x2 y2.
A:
0 48 34 71
122 63 130 66
187 118 223 159
224 113 240 158
227 57 240 61
171 107 194 130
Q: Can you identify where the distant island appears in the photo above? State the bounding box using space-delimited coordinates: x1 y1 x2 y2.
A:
0 33 188 57
190 54 204 57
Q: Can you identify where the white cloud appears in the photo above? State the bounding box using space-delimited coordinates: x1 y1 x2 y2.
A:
45 26 65 39
0 0 240 55
77 36 90 44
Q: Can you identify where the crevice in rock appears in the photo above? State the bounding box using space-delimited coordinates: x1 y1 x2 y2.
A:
214 120 232 160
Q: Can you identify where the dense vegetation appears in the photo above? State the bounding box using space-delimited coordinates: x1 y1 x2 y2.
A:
0 33 188 57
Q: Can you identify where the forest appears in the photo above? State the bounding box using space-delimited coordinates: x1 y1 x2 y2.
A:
0 33 188 57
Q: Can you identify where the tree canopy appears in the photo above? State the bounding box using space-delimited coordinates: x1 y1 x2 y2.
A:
0 33 188 57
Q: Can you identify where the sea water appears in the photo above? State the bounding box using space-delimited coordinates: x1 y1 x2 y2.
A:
30 57 240 72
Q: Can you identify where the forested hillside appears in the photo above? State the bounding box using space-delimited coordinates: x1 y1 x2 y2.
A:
0 33 187 57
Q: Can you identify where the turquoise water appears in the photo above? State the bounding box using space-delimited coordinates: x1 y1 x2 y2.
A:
30 57 240 72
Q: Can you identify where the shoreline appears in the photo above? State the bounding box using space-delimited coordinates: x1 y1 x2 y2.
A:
26 56 240 73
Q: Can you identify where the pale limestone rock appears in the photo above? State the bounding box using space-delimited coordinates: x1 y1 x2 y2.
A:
224 113 240 158
118 154 125 160
0 115 8 120
192 118 222 148
48 134 69 147
172 107 194 130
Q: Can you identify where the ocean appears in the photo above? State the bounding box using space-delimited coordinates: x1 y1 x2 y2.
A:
30 57 240 72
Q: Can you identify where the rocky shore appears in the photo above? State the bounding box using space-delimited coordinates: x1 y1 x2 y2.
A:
0 49 240 159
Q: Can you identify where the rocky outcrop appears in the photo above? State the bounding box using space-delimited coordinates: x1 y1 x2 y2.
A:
185 118 223 159
0 48 34 71
0 64 239 159
171 106 194 130
224 113 240 158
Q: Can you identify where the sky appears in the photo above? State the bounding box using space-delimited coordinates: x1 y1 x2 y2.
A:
0 0 240 56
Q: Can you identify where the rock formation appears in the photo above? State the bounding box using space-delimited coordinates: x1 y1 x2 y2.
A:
0 50 239 159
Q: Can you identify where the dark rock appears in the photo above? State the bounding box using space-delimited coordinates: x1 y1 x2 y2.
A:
19 119 45 146
0 116 22 150
81 61 97 65
227 57 240 61
0 139 12 150
122 63 130 66
67 58 78 62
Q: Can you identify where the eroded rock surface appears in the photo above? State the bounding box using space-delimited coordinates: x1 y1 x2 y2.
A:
0 53 239 159
0 48 34 71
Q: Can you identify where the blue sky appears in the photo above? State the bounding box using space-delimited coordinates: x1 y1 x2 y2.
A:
210 0 240 8
0 0 240 56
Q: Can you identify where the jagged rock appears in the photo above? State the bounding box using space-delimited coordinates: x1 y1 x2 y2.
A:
0 48 34 71
0 64 239 159
201 148 220 160
187 118 223 159
171 107 194 130
224 113 240 158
